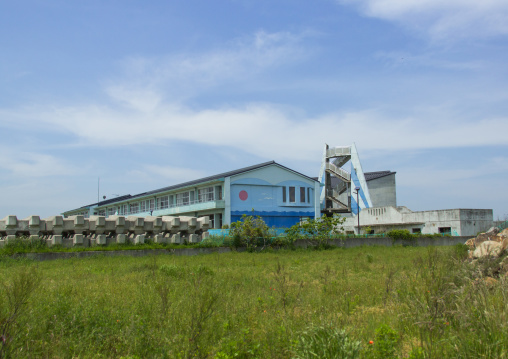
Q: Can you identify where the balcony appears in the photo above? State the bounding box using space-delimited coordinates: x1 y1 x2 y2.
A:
112 199 225 217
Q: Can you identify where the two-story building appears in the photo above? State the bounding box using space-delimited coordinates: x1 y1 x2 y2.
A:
62 161 321 229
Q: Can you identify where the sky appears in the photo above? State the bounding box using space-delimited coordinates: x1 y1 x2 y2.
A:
1 0 507 220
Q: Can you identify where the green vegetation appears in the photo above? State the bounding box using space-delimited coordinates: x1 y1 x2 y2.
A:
284 216 346 248
0 244 506 358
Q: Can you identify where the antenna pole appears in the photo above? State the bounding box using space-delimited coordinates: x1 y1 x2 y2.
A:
98 177 100 204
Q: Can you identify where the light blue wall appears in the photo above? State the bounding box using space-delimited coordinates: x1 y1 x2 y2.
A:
229 164 317 227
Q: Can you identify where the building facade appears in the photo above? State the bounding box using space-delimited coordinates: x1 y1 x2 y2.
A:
63 162 321 229
343 206 493 237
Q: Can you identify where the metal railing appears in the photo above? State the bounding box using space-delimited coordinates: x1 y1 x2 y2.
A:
103 198 221 217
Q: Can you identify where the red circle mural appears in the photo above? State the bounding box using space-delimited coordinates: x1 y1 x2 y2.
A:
239 190 248 201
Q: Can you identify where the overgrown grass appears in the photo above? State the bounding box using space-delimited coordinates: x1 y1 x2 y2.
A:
0 244 506 358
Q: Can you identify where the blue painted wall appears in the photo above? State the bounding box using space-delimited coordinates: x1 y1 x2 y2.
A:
229 165 317 227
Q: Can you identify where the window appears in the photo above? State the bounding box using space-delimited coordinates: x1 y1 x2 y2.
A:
438 227 451 234
199 187 214 202
148 199 155 211
108 208 115 216
160 196 169 209
140 201 146 212
307 188 311 203
289 187 295 203
98 209 106 216
282 187 286 202
300 187 306 203
176 192 190 206
130 203 139 214
208 214 215 229
215 186 223 200
412 228 422 234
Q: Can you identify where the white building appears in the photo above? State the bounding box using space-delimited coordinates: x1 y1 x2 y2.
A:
343 206 493 237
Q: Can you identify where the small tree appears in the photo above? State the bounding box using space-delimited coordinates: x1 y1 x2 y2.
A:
229 213 272 250
285 215 345 248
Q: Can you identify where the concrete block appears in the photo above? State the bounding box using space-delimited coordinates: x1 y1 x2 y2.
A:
48 235 62 246
134 234 145 244
3 215 18 227
73 234 84 245
45 216 64 235
162 216 180 233
170 233 182 244
116 234 126 244
188 234 199 243
179 216 197 232
197 216 210 231
144 216 163 234
153 234 166 244
89 216 106 234
127 216 145 235
96 234 107 245
27 215 40 227
201 232 210 240
67 215 85 226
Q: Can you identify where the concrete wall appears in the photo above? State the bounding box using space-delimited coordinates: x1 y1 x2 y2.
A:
229 165 317 227
8 236 469 262
367 174 397 207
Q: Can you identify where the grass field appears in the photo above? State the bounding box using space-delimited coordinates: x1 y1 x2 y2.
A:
1 245 507 358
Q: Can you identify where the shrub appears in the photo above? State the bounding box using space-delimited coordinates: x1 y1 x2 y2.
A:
387 229 416 241
373 324 399 359
229 214 274 250
285 216 345 248
293 324 361 359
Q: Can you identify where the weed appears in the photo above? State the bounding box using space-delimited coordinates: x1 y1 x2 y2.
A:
0 266 42 358
293 324 361 359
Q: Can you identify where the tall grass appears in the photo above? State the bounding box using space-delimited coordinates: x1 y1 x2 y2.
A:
0 245 506 358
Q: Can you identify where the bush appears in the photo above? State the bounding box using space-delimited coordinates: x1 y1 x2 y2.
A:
387 229 416 241
229 214 274 250
293 324 361 359
285 216 345 248
373 324 399 359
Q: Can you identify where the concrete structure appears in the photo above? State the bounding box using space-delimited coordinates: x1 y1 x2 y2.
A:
364 171 397 208
318 143 373 215
343 206 493 237
63 162 321 229
0 214 210 247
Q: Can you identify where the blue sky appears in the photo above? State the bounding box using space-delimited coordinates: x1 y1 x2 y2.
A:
1 0 507 220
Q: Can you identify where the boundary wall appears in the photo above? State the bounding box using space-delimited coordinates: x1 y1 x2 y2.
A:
3 236 469 262
0 215 210 248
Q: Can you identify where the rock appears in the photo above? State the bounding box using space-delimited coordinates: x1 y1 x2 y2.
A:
472 241 502 259
475 231 502 247
486 227 500 235
465 238 476 249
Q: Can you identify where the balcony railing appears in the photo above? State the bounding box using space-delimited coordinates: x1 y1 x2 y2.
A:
99 198 223 217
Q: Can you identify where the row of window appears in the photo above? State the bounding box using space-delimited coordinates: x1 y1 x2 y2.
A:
95 186 222 216
282 186 312 204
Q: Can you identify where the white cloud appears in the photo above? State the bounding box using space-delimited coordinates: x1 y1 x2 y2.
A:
104 30 306 106
338 0 508 39
4 104 508 163
128 165 206 183
0 147 83 178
